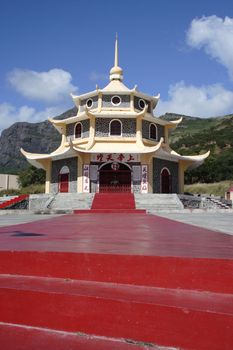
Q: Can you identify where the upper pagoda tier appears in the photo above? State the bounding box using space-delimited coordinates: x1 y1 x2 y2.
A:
67 35 163 122
49 36 181 137
21 36 209 173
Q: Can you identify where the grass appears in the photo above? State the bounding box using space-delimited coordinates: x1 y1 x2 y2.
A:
0 184 45 197
184 180 233 197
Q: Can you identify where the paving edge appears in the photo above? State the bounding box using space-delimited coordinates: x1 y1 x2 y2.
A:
0 208 233 215
0 322 179 350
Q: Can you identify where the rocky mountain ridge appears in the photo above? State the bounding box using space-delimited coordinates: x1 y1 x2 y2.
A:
0 108 77 173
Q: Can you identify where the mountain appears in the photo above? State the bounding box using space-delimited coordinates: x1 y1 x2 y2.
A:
0 109 232 184
0 108 77 174
163 113 233 183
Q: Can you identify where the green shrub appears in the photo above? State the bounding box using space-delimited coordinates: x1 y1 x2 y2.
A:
18 166 45 188
0 184 45 197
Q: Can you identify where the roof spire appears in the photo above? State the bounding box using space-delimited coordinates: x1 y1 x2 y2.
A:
109 33 123 81
114 33 119 67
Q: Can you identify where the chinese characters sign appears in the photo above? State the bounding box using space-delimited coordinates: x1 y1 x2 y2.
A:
141 165 148 193
91 153 139 163
83 164 90 193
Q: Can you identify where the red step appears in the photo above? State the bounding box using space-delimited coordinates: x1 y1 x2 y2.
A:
91 193 136 210
74 209 146 214
0 251 232 294
74 193 142 214
0 274 232 350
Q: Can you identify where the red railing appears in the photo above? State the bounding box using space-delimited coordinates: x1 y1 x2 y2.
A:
99 185 131 193
0 194 29 209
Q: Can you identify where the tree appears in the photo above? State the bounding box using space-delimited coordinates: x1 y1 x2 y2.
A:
18 165 45 188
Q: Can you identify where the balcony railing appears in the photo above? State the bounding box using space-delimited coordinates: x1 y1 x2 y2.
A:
99 184 131 193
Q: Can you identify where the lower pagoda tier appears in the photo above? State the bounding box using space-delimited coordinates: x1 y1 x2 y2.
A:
21 145 209 194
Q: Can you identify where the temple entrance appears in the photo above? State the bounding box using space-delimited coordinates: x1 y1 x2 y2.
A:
59 166 70 193
99 162 131 192
161 168 171 193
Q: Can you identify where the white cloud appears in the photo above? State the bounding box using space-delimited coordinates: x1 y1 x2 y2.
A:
0 103 65 133
187 15 233 79
156 81 233 117
89 71 108 81
7 68 78 103
155 16 233 117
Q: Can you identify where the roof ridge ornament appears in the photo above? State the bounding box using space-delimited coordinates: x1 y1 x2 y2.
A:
109 33 123 81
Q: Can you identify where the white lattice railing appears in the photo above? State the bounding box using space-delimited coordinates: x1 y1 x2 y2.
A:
99 184 131 193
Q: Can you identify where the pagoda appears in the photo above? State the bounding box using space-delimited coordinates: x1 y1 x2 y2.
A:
21 37 209 194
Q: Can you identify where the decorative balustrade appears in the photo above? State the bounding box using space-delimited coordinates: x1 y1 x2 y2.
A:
178 195 202 209
178 194 232 209
0 194 29 210
99 184 131 193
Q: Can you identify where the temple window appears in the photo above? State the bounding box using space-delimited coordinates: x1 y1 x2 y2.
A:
149 123 157 140
86 98 93 109
110 119 122 136
75 122 82 138
138 99 145 110
111 95 121 106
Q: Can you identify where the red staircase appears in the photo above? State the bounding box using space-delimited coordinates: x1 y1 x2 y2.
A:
74 193 146 214
0 214 233 349
0 251 233 350
0 194 29 209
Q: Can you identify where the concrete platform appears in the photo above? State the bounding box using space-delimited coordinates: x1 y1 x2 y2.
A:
157 212 233 235
0 212 60 227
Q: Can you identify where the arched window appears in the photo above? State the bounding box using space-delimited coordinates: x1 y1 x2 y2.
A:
75 123 82 138
149 123 157 140
60 166 70 175
110 119 122 136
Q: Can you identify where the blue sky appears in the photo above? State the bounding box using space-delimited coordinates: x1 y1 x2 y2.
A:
0 0 233 132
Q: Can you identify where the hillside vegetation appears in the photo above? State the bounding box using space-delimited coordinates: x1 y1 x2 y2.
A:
184 180 232 197
163 113 233 184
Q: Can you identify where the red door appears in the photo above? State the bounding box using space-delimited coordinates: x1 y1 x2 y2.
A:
161 169 171 193
59 173 69 193
99 163 131 192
